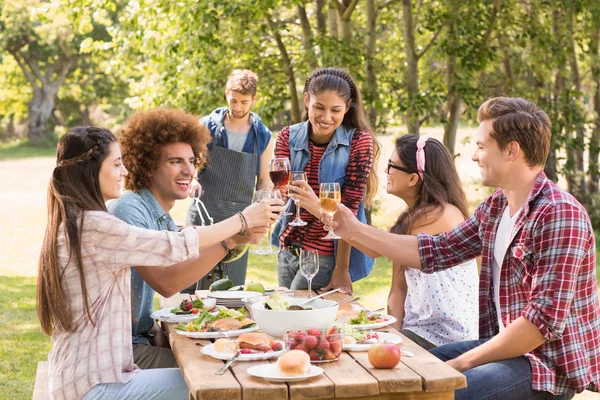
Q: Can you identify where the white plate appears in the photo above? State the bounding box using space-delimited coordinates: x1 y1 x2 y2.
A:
176 325 259 339
348 314 397 330
150 307 199 323
201 343 285 361
247 363 324 382
208 291 262 300
343 332 403 351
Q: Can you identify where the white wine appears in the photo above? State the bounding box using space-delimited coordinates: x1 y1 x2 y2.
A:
320 191 341 215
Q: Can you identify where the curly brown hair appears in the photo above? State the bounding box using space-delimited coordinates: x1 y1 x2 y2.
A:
225 69 258 96
119 109 211 192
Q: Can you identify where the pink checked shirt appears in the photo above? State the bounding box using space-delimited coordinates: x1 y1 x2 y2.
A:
48 211 199 400
418 172 600 394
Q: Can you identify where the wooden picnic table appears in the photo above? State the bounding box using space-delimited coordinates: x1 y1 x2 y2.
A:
160 290 466 400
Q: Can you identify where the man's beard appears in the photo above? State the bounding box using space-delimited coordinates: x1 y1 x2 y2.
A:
230 110 249 119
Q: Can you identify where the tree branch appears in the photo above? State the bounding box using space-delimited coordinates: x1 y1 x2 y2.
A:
20 50 46 84
8 50 40 90
376 0 401 17
414 0 425 28
341 0 359 20
56 58 75 86
416 25 444 60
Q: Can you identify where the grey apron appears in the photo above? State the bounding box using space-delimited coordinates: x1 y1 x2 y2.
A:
183 117 258 291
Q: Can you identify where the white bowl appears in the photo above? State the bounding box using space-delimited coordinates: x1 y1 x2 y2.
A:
251 297 339 338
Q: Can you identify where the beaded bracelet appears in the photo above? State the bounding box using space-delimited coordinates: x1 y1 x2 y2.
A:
236 212 248 236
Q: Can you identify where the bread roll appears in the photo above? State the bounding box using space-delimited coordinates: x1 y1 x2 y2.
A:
213 338 239 354
278 350 310 376
212 318 242 331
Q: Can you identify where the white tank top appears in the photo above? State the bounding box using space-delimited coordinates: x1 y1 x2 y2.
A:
403 258 479 346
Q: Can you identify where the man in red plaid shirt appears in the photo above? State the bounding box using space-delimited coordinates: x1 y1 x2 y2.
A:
323 97 600 399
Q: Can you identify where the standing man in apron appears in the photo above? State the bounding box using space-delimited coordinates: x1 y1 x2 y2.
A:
185 70 274 290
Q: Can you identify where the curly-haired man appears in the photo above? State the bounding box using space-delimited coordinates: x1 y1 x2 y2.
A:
108 108 269 369
185 69 274 290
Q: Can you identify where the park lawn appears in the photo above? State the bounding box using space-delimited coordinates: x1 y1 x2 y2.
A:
0 139 56 161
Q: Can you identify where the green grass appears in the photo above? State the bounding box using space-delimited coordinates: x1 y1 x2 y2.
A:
0 138 57 160
0 276 52 400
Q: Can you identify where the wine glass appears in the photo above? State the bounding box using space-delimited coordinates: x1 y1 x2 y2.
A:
300 248 319 298
259 188 282 254
288 171 308 227
319 182 342 240
249 190 269 255
269 158 292 215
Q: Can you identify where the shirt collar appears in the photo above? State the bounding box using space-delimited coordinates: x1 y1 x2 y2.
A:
137 188 177 229
492 170 548 216
292 122 353 151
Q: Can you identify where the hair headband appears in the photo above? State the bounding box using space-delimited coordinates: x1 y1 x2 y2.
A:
416 135 430 181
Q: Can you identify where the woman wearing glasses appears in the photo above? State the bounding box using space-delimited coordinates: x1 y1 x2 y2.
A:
352 134 478 349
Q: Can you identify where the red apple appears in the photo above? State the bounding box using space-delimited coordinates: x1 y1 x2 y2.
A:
368 343 401 369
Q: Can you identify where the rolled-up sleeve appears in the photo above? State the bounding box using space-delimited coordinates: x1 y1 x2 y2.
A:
86 212 199 270
418 204 483 274
521 203 593 341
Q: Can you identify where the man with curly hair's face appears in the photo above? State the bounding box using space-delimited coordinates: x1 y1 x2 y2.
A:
108 108 261 370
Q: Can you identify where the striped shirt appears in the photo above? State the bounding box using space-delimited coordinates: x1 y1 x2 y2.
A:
275 126 373 254
418 172 599 394
47 211 199 400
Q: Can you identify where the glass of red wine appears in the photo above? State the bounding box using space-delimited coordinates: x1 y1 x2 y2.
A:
269 158 292 216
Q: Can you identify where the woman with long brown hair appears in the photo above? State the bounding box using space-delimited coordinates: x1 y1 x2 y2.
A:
37 126 281 400
271 67 380 293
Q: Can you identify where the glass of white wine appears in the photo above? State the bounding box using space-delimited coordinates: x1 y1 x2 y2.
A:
319 182 341 240
249 190 269 255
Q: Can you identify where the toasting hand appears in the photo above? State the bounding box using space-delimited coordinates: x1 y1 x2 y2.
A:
320 203 361 241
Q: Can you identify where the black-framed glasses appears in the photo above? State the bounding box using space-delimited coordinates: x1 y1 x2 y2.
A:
387 160 416 175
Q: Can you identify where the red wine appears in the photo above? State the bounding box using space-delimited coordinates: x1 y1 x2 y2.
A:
270 170 290 187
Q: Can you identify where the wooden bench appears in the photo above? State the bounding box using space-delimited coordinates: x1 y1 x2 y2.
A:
32 361 49 400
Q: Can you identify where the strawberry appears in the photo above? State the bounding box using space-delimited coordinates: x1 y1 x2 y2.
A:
294 343 307 352
303 335 318 349
179 299 192 312
271 342 283 352
326 326 339 335
240 349 252 354
191 308 199 314
329 339 342 355
307 328 321 336
308 350 320 361
316 336 330 351
323 350 336 360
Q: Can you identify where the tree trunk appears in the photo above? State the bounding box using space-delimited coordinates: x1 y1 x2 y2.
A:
28 85 59 142
589 27 600 194
402 0 420 135
328 2 338 37
315 0 327 36
566 7 585 201
443 21 460 155
365 0 378 128
336 0 357 44
267 17 301 123
297 4 318 69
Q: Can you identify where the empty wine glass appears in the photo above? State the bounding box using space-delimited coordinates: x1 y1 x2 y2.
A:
288 171 308 227
249 190 269 255
300 248 319 298
319 182 341 240
258 188 282 254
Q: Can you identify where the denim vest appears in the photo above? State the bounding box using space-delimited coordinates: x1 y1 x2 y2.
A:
271 122 375 282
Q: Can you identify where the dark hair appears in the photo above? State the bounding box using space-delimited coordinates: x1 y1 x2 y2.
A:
226 69 259 96
37 126 116 335
390 134 469 235
119 109 211 192
302 67 381 206
477 97 551 167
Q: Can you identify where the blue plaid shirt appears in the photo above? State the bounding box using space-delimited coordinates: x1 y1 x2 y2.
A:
108 188 179 345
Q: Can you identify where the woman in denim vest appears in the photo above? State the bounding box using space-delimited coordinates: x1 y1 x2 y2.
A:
271 67 380 293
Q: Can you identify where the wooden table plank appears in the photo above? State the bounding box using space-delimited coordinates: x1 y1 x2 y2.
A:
348 350 422 393
320 352 379 398
169 332 242 400
287 370 335 400
395 331 466 392
230 359 288 400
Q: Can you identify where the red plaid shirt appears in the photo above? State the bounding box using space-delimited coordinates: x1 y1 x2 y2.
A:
418 172 600 394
